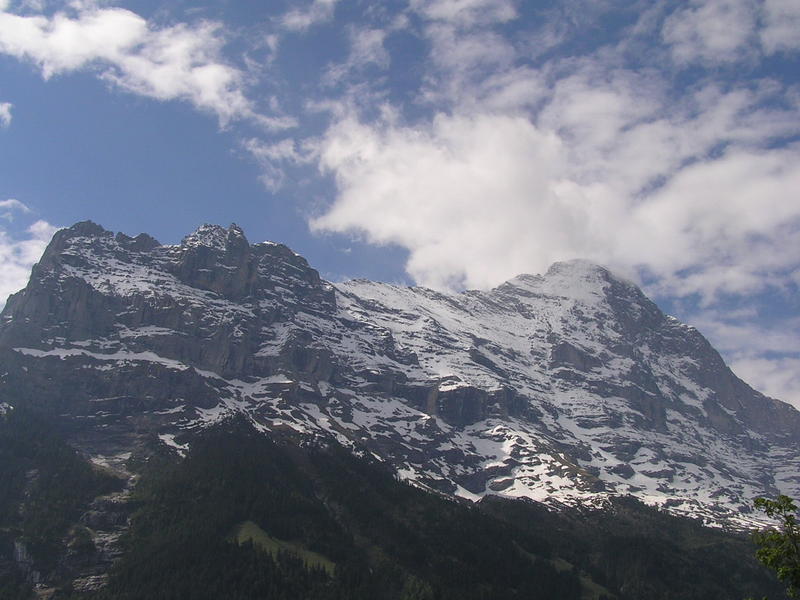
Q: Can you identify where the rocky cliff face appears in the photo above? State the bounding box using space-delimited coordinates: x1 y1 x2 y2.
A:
1 221 798 526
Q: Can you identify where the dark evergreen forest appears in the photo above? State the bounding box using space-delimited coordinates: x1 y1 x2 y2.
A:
0 410 790 599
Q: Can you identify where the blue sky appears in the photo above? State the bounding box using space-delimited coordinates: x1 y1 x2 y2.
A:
0 0 798 406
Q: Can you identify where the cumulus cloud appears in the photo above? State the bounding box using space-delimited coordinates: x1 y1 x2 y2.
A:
309 1 800 297
0 101 11 127
306 2 800 299
313 87 800 299
0 201 58 306
313 113 570 289
693 313 800 358
0 4 262 126
627 146 800 297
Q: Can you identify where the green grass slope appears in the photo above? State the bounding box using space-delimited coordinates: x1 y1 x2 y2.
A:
230 520 336 576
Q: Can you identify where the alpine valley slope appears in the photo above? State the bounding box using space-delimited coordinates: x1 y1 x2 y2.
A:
1 221 798 527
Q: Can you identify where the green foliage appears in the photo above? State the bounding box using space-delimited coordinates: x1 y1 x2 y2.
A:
753 495 800 598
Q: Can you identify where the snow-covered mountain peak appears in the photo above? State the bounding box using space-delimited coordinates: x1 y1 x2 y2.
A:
2 222 799 529
181 223 247 250
498 259 641 305
481 262 658 343
61 220 110 238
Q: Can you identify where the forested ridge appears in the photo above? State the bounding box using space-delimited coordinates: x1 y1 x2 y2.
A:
0 411 790 599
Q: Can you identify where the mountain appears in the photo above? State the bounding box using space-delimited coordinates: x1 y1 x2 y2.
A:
1 220 798 533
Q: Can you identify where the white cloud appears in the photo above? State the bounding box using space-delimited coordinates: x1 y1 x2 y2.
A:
688 311 800 408
347 27 390 70
313 113 575 289
761 0 800 54
426 24 516 74
323 26 390 87
626 146 800 298
410 0 517 27
661 0 800 64
280 0 339 32
14 0 46 12
0 4 264 126
410 0 518 106
662 0 758 65
0 198 30 219
0 219 59 306
691 312 800 357
729 356 800 409
313 81 800 297
244 137 315 191
0 101 11 126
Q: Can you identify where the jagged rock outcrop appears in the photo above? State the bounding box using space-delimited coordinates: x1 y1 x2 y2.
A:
1 221 799 527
